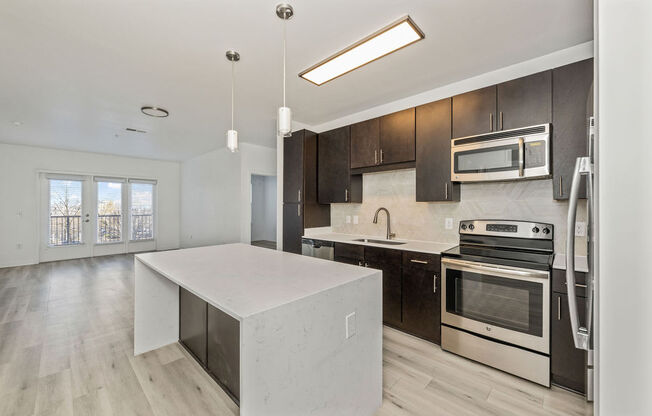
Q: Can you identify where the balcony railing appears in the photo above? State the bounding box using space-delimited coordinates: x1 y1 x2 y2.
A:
98 214 121 243
131 214 153 240
49 215 81 246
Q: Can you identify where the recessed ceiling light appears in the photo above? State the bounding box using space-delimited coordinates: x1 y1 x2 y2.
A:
299 15 424 86
141 106 169 117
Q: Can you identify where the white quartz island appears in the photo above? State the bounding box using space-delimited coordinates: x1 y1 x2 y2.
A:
134 243 382 416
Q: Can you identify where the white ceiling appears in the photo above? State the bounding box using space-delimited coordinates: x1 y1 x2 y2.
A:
0 0 593 161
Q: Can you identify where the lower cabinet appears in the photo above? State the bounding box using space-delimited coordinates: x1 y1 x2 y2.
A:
179 288 241 403
333 243 441 344
179 287 207 365
551 269 587 394
401 252 441 345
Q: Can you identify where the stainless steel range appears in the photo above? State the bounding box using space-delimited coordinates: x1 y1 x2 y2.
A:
440 220 554 386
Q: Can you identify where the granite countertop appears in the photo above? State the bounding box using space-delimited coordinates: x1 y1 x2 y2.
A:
136 243 378 320
552 254 590 273
302 232 456 255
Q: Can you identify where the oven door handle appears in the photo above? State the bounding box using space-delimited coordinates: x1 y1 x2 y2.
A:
441 258 549 280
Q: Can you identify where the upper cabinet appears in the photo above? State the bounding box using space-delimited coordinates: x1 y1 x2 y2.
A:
452 86 497 138
496 70 552 130
318 126 362 204
350 118 380 169
379 108 416 165
452 71 552 138
416 98 459 202
552 58 593 200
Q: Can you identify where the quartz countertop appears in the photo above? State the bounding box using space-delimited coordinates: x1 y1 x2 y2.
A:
552 254 589 273
136 243 378 320
302 232 456 255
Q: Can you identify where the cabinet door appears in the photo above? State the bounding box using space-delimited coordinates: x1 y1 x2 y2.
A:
334 243 364 264
351 118 380 168
401 253 441 344
552 59 593 200
318 126 351 203
207 304 240 402
179 287 207 365
415 98 459 202
379 108 415 164
497 70 552 130
282 203 302 254
283 130 304 203
551 293 587 394
452 86 497 138
364 247 402 327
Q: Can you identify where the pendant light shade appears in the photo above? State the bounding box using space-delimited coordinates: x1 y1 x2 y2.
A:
226 50 240 153
277 3 293 137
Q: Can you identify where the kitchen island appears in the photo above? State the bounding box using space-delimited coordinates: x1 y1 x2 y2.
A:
134 243 382 416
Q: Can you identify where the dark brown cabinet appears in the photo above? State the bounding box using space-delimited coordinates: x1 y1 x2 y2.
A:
364 246 402 328
318 126 362 204
496 70 552 130
179 287 207 365
333 242 364 265
401 252 441 344
552 58 593 200
207 304 240 402
379 108 415 165
350 118 380 169
452 86 497 138
415 98 459 202
283 129 330 254
551 269 587 394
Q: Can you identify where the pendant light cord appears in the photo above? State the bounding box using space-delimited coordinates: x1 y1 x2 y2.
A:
231 59 235 130
283 16 286 108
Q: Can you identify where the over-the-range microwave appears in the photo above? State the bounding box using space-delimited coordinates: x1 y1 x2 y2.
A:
450 124 551 182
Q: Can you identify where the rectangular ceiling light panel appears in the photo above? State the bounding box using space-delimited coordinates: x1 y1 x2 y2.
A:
299 16 424 86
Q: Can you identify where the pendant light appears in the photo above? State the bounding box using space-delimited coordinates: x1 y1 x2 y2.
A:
276 3 293 137
226 50 240 152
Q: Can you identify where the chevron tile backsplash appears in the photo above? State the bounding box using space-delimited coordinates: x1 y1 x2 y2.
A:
331 169 587 255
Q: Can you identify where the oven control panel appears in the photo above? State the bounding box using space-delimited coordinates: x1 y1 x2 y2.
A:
459 220 553 240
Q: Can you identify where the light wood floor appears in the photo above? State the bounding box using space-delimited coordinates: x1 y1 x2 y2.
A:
0 254 593 416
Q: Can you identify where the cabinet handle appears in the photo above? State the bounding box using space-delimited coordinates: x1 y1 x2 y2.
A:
345 188 349 202
518 137 525 177
563 282 588 288
433 274 438 293
489 113 494 131
499 111 504 130
298 189 301 202
374 150 378 165
380 149 384 164
557 295 561 320
297 204 301 217
558 177 563 197
410 259 429 264
444 182 448 200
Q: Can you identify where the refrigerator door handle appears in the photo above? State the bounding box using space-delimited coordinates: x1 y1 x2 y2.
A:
566 156 593 351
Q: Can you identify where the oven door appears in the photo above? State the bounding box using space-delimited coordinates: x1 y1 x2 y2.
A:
441 258 550 354
451 136 550 182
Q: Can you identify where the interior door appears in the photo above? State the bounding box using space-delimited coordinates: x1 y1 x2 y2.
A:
40 174 93 262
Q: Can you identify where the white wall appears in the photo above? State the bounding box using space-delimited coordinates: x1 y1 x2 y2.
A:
180 143 276 248
597 1 652 414
251 175 277 242
0 143 180 268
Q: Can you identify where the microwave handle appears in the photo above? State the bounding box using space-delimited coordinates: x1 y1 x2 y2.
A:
518 137 525 177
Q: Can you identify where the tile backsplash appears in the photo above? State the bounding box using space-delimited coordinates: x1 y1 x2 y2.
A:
331 169 587 255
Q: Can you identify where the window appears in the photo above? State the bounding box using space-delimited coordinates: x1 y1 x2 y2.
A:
49 179 83 245
130 182 154 240
97 181 122 243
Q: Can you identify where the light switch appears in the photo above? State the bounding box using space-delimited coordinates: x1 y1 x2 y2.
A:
445 218 454 230
346 216 351 224
353 215 359 224
345 312 356 339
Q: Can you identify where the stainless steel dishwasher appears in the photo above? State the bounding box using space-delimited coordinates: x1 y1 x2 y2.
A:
301 238 334 261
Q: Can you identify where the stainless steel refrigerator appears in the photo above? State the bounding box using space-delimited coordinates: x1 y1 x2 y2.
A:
565 116 596 401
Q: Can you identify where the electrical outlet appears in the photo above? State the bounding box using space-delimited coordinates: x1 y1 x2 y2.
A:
575 222 587 237
345 312 356 339
353 215 359 224
346 216 351 224
445 218 454 230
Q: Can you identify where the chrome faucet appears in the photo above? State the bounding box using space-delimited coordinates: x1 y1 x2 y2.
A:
373 207 396 240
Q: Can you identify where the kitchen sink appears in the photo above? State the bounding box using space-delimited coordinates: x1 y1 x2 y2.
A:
352 238 406 246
